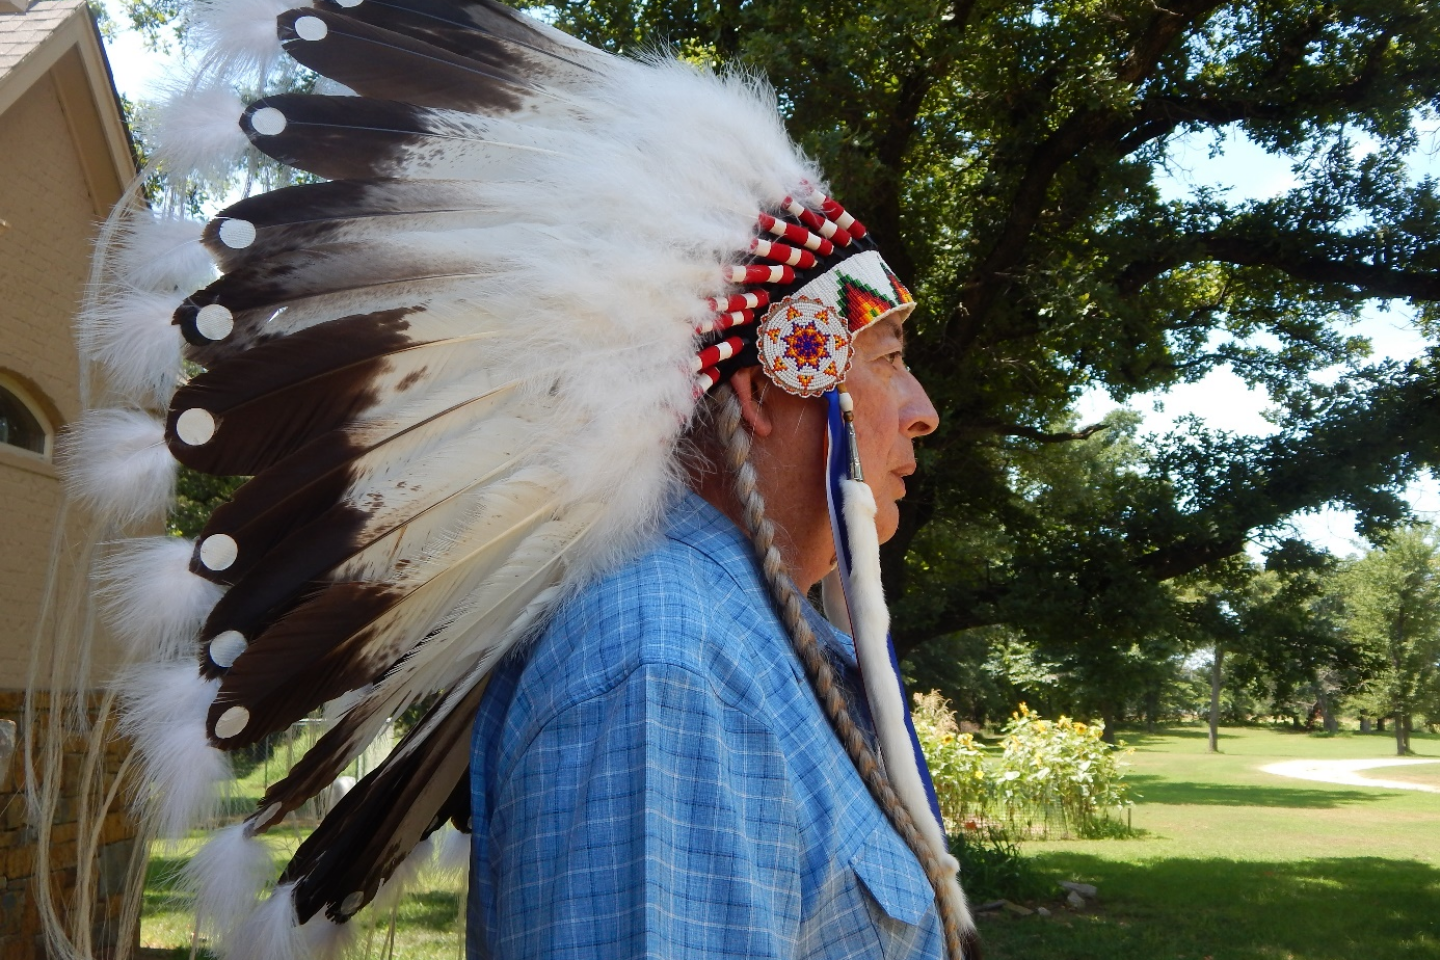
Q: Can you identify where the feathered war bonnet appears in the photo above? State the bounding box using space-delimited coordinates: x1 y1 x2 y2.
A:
64 0 973 955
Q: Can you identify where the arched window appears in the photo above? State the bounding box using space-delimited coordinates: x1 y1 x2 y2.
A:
0 378 52 458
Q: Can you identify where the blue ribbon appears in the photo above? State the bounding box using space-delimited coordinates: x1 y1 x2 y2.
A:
823 391 947 836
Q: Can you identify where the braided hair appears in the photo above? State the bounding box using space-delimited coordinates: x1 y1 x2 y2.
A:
711 387 979 960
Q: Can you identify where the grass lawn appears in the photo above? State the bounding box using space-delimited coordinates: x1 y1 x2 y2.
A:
978 724 1440 960
141 834 466 960
140 724 1439 959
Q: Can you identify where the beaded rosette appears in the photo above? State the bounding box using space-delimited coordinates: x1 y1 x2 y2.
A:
691 193 916 399
754 250 915 397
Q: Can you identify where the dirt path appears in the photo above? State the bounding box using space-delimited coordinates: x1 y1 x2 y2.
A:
1259 757 1440 793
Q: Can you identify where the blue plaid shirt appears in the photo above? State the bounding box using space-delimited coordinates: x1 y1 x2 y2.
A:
468 492 942 959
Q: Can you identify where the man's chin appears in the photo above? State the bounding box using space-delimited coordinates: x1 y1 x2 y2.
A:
875 503 901 544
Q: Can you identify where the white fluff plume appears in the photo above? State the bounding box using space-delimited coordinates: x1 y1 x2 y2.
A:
59 409 176 529
228 884 306 960
370 834 436 914
96 537 222 662
432 825 471 882
182 822 277 949
77 286 184 405
300 914 358 960
113 213 216 295
143 82 250 184
839 478 952 870
116 661 229 838
188 0 293 88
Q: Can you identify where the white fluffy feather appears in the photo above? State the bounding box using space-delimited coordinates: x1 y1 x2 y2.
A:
77 286 184 406
116 661 229 838
59 409 176 529
188 0 294 88
182 822 277 949
300 915 357 960
839 478 950 864
143 82 250 184
96 537 223 662
113 213 216 294
369 834 436 914
432 825 471 883
228 884 306 960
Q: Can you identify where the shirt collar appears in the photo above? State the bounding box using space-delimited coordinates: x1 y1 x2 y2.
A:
666 490 857 664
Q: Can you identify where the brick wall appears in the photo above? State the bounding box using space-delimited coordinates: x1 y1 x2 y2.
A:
0 57 139 960
0 66 93 681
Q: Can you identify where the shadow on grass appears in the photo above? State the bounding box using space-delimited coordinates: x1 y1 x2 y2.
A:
1126 774 1396 808
143 854 188 904
1118 726 1232 746
979 854 1440 960
393 890 464 932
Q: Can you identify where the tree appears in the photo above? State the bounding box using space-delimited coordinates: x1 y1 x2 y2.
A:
1338 525 1440 755
119 0 1440 700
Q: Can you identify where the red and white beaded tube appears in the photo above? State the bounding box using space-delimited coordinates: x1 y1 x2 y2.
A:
727 264 795 285
811 191 868 239
695 309 755 335
757 213 835 256
784 197 852 247
693 335 745 372
751 238 818 269
706 291 769 313
695 366 721 394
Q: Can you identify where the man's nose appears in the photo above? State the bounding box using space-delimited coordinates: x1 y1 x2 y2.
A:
902 369 939 439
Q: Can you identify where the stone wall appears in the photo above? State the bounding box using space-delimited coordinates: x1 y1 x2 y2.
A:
0 691 137 960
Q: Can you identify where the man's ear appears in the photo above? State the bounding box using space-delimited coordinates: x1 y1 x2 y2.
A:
728 366 774 438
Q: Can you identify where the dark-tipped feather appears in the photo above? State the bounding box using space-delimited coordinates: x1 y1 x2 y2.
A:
204 485 555 744
204 180 494 273
279 677 487 923
168 310 418 475
242 95 567 181
317 0 603 67
279 9 557 114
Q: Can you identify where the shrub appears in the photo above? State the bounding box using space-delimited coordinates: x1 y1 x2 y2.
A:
950 826 1051 904
912 690 989 829
914 694 1133 841
993 703 1132 838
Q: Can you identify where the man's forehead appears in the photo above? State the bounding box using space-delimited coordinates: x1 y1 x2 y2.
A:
858 315 906 345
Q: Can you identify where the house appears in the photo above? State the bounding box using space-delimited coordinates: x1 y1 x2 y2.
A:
0 1 138 957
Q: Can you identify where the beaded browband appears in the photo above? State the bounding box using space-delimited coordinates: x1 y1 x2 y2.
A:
692 190 915 397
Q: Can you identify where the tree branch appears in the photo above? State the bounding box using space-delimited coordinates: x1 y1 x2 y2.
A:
970 421 1110 443
948 0 1228 347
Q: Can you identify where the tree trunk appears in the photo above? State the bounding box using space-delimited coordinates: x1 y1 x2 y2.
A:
1317 687 1338 734
1396 708 1408 755
1208 643 1224 753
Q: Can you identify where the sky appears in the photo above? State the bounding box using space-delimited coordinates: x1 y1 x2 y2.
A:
94 7 1440 559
